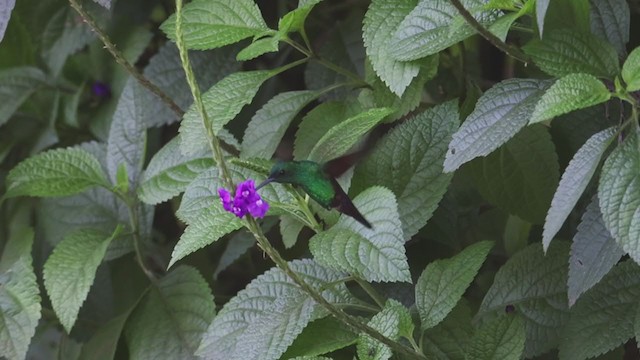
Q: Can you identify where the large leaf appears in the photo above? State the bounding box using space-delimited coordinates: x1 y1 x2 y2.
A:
138 137 213 205
308 107 393 163
622 47 640 92
5 147 109 198
416 241 493 330
467 125 559 224
478 242 570 357
443 78 549 172
529 73 611 124
161 0 270 50
559 261 640 360
542 127 616 251
126 266 215 360
590 0 630 58
363 0 421 96
465 315 525 360
242 90 320 159
568 196 624 306
283 317 357 359
0 228 41 360
352 102 458 238
0 0 15 42
0 66 46 126
523 29 620 79
422 301 473 360
599 130 640 264
389 0 498 61
179 70 274 156
43 228 118 333
196 259 353 360
309 186 410 282
356 300 413 360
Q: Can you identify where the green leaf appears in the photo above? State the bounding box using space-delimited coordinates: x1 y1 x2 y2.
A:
308 107 393 163
622 47 640 91
590 0 630 58
309 186 410 282
242 90 320 159
0 228 41 360
283 317 357 359
213 231 255 279
467 125 559 224
523 29 620 78
389 0 499 61
0 66 46 126
41 7 93 76
568 196 624 306
79 311 129 360
280 215 304 248
443 78 550 172
179 70 274 156
422 301 473 360
197 259 353 360
416 241 493 330
294 101 359 160
478 242 570 357
353 102 458 238
363 0 421 96
5 147 109 198
236 36 279 61
0 0 15 41
357 300 413 360
43 228 119 333
542 127 616 251
559 261 640 360
138 137 213 205
161 0 270 50
278 0 322 34
169 206 243 268
488 12 520 41
126 266 215 359
466 315 525 360
536 0 550 36
599 130 640 264
529 73 611 124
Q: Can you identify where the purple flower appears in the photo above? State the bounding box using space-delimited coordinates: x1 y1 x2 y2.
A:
218 179 269 219
91 81 111 98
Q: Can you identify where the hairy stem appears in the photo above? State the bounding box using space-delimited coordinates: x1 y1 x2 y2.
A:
449 0 530 64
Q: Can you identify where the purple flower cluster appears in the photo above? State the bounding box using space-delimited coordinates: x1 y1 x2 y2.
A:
218 179 269 219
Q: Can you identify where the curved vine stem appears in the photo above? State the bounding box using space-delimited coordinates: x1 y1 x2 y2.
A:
449 0 530 64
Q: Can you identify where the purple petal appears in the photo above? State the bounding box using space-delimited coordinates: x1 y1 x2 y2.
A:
248 197 270 218
218 188 233 212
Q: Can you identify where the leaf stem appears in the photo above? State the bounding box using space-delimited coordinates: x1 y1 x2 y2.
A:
355 278 386 309
449 0 530 64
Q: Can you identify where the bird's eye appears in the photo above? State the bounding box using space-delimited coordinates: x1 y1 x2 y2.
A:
279 169 285 175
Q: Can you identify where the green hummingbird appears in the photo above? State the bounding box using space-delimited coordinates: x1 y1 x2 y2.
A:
256 155 372 229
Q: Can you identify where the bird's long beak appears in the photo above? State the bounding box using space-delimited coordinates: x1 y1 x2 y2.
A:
255 178 273 190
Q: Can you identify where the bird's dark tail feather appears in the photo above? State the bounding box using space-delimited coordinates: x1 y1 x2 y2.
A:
330 178 373 229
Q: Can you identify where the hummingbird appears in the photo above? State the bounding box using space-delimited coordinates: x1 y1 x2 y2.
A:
256 155 373 229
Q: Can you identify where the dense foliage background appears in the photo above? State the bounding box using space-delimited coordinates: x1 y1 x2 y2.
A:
1 0 640 359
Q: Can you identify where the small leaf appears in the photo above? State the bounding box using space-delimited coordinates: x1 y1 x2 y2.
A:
568 196 624 306
138 137 213 205
5 147 109 198
523 29 620 78
283 317 357 359
310 187 410 282
278 0 322 34
308 107 393 162
622 47 640 91
529 73 611 124
169 207 243 268
43 228 120 332
444 78 550 172
542 127 616 251
363 0 421 96
126 266 216 360
536 0 550 36
236 36 279 61
0 228 41 360
489 12 520 41
598 130 640 264
180 70 274 156
590 0 630 58
280 215 304 248
197 259 353 360
559 261 640 360
242 90 320 159
0 0 15 42
357 300 413 360
0 66 46 126
422 301 473 360
80 311 129 360
213 231 256 279
389 0 499 61
416 241 493 330
161 0 270 50
466 315 525 360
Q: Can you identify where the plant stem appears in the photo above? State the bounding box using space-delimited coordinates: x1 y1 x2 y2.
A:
68 0 183 117
449 0 530 64
355 278 386 309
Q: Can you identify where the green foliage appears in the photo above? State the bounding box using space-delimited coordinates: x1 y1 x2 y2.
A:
589 0 630 57
466 314 525 360
0 66 46 126
622 47 640 91
357 300 413 360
